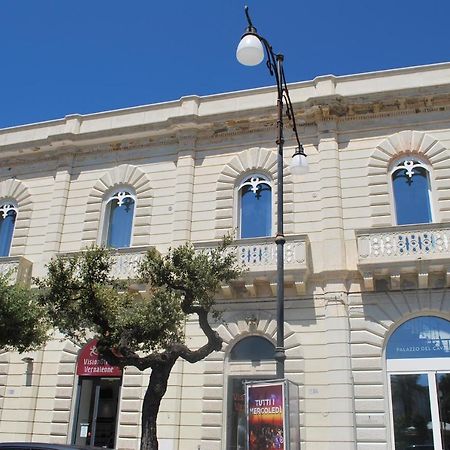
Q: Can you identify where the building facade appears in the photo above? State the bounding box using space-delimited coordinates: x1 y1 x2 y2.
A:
0 62 449 450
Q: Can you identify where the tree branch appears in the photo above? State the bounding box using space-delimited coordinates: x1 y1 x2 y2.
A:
176 309 222 363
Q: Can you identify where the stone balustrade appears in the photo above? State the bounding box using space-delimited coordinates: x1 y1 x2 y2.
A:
195 235 310 297
109 247 148 280
356 223 450 290
57 237 310 296
0 256 33 285
357 224 450 261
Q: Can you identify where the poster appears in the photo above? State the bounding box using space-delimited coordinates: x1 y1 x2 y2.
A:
246 381 286 450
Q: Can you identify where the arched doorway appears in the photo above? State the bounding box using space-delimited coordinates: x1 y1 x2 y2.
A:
386 316 450 450
226 336 276 450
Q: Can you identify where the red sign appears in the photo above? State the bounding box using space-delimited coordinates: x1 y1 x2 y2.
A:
76 339 122 377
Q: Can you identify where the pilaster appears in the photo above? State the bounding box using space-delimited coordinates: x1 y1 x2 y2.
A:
172 132 196 246
323 291 356 450
317 121 346 272
43 154 73 262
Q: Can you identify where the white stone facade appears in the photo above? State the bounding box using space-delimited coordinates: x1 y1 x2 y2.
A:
0 62 449 450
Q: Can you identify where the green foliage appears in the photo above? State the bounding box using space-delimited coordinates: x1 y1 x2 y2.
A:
37 239 242 357
139 236 242 313
0 275 49 353
36 246 183 352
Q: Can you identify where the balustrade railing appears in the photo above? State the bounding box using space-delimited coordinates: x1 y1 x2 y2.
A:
195 235 308 270
109 249 147 279
357 224 450 262
59 237 309 282
0 256 33 285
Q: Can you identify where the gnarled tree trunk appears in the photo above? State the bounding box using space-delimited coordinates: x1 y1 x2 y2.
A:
140 359 176 450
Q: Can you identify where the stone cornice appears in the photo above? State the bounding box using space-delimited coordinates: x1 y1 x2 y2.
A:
0 63 449 161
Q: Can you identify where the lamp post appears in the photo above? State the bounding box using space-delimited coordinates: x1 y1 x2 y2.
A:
236 6 309 379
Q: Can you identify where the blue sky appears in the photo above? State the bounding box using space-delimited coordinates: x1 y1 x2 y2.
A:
1 0 449 129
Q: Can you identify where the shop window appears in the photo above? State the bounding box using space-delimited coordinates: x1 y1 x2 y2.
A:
227 336 275 450
391 159 432 225
102 190 135 248
0 203 17 257
386 316 450 450
238 175 272 239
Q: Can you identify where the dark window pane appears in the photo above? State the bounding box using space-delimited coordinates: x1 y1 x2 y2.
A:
227 377 273 450
107 196 134 248
387 316 450 360
393 167 431 225
0 209 16 257
227 378 247 450
391 373 434 450
240 182 271 238
230 336 275 361
437 373 450 450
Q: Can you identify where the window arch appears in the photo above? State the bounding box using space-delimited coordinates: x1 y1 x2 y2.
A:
238 174 272 239
0 202 17 257
391 157 432 225
102 190 136 248
230 336 276 362
386 316 450 450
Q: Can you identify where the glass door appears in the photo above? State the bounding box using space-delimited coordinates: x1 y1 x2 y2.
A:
390 372 450 450
72 377 121 448
437 373 450 450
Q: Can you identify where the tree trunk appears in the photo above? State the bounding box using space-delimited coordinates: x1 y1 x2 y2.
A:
140 359 176 450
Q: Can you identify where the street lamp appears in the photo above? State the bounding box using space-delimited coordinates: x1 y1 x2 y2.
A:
237 6 309 379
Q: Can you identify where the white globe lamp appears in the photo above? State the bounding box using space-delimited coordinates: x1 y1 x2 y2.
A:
290 148 309 175
236 34 264 66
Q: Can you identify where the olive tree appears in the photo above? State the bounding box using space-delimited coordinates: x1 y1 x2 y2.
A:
36 240 241 450
0 274 49 353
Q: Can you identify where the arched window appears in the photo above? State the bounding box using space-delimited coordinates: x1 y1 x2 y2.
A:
230 336 276 361
238 174 272 239
391 158 432 225
386 316 450 450
102 190 135 248
0 203 17 257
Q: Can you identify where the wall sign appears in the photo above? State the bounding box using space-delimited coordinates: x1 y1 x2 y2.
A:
76 339 122 377
387 316 450 360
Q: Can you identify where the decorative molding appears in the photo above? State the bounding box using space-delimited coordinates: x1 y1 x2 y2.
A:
367 130 450 227
82 164 153 247
215 147 294 239
176 130 197 148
